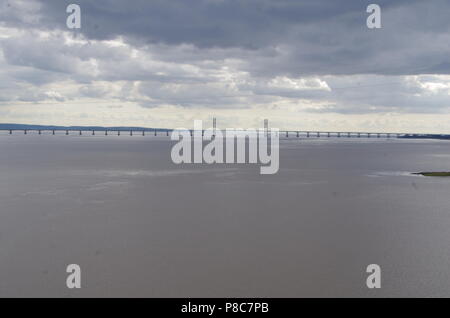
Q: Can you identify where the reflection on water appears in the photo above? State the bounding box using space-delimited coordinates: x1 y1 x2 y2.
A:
1 135 450 297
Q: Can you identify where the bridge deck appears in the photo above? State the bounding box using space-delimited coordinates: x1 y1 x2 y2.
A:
0 129 430 138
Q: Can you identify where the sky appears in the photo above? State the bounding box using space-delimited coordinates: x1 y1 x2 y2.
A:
0 0 450 133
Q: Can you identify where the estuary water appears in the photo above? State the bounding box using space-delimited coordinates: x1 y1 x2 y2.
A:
1 133 450 297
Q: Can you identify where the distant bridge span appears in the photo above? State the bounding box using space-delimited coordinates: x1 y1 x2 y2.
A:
0 128 427 139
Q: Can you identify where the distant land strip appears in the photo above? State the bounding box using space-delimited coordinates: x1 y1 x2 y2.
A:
0 123 162 132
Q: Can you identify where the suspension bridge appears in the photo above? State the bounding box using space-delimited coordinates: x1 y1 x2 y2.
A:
0 128 442 139
1 118 448 139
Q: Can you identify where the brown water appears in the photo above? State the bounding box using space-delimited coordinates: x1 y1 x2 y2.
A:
1 133 450 297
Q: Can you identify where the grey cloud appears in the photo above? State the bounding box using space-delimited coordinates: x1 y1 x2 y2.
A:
2 0 447 77
1 0 450 116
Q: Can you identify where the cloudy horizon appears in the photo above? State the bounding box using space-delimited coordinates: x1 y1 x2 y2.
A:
1 0 450 133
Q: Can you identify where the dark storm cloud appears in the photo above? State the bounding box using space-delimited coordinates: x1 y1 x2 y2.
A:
2 0 449 76
0 0 449 115
29 0 413 47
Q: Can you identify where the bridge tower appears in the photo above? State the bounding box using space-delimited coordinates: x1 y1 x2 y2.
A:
264 119 269 137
